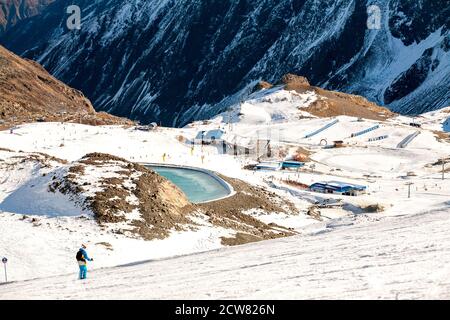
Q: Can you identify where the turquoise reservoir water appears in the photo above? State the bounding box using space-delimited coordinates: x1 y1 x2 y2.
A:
146 166 231 204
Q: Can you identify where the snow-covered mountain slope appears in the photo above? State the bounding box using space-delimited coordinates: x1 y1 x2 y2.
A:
0 146 237 281
0 0 54 35
417 107 450 132
200 75 394 127
191 85 448 151
1 207 449 300
1 0 448 126
0 84 449 288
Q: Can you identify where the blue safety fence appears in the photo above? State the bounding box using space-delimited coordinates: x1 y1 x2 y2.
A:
397 131 420 148
350 125 380 138
304 119 339 138
368 135 388 142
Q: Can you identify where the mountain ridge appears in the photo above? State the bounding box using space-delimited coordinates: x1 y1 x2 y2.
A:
1 0 448 126
0 45 132 129
0 0 54 35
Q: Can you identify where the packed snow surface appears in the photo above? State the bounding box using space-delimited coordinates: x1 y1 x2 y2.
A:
1 207 449 299
0 89 449 298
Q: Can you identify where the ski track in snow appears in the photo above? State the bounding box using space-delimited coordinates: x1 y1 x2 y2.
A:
1 208 449 300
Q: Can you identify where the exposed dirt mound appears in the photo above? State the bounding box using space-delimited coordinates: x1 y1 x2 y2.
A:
0 45 133 130
284 180 309 190
362 204 385 213
288 146 312 162
428 157 450 172
199 175 298 245
49 153 195 240
1 149 301 245
48 153 298 243
280 73 310 89
253 80 274 92
432 130 449 142
306 89 394 120
221 232 263 246
277 73 394 121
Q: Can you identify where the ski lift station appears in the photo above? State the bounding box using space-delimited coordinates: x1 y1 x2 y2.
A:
255 161 305 171
256 161 282 171
280 161 305 170
195 129 225 143
135 122 158 132
309 181 367 196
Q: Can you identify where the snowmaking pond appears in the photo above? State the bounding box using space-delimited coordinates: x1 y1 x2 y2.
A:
145 165 233 204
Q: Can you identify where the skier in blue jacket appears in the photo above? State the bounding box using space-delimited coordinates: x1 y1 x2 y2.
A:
76 244 93 280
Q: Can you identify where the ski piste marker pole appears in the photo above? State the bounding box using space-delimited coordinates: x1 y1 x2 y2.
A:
2 257 7 283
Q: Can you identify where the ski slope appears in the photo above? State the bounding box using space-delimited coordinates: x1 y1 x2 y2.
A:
0 86 449 299
1 207 449 300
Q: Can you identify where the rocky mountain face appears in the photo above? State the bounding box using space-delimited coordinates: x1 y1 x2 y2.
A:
277 74 394 121
0 0 54 34
0 45 132 129
1 0 449 126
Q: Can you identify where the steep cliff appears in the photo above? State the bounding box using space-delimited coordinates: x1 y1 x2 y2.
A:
1 0 448 126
